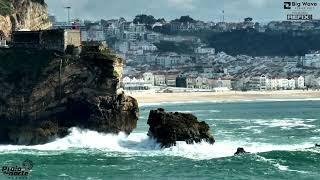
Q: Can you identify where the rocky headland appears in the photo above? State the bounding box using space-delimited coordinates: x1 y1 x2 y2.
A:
0 44 139 145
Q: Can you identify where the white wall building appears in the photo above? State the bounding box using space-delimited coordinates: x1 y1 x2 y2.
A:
143 72 155 86
288 79 296 90
122 77 152 91
154 75 166 86
303 51 320 68
295 76 305 89
195 47 215 54
81 28 105 42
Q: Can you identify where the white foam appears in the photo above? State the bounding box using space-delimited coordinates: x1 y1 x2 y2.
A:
178 110 221 113
215 118 317 130
139 98 320 107
0 128 315 160
254 118 316 130
257 156 309 173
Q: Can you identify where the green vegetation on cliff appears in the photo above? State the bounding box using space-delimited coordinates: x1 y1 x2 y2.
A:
0 0 46 16
205 30 320 56
0 0 12 15
154 40 197 54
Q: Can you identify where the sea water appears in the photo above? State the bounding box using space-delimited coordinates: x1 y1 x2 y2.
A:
0 100 319 179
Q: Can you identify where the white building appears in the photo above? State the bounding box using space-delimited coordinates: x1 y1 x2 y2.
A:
155 53 190 68
154 75 166 86
195 47 215 54
195 77 209 89
143 72 155 86
295 76 305 89
81 24 105 42
303 51 320 68
288 79 296 90
278 79 289 90
249 75 268 90
130 42 157 52
122 77 152 91
146 33 160 42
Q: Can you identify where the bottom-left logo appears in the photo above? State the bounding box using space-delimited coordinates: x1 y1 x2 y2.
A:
2 159 33 179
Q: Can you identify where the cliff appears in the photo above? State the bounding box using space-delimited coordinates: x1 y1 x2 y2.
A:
0 0 51 38
0 44 139 145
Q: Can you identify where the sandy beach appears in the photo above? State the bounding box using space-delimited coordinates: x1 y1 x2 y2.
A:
127 90 320 104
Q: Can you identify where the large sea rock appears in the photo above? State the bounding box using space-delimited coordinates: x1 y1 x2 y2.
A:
147 108 215 147
0 43 139 145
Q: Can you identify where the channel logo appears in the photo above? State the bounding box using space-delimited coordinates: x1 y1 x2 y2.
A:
287 14 313 20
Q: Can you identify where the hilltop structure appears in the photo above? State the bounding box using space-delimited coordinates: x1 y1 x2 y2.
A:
12 29 81 52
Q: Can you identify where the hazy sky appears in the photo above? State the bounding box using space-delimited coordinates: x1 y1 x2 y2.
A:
44 0 308 22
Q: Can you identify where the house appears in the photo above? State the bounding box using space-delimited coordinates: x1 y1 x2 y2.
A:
12 29 81 52
122 77 152 91
81 23 105 42
154 74 166 86
195 47 215 54
166 74 179 87
248 75 268 91
143 72 155 86
303 51 320 68
209 78 232 90
293 76 305 89
278 79 289 90
186 76 196 88
288 79 296 90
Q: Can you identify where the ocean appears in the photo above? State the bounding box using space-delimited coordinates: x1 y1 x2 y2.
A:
0 100 319 180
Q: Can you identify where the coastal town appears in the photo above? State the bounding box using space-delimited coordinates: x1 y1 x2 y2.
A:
2 14 320 93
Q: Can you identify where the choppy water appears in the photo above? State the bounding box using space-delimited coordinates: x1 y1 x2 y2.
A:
0 100 319 179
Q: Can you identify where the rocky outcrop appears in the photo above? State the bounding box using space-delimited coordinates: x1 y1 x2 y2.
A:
0 43 139 145
0 0 51 38
234 147 249 155
147 108 215 147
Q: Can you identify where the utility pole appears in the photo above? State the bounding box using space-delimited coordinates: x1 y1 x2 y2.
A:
222 10 225 22
64 6 71 23
59 58 63 100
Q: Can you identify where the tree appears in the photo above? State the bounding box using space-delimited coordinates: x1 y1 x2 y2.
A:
172 15 196 23
244 17 253 22
133 14 156 25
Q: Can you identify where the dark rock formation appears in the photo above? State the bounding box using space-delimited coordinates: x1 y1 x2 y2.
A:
234 147 249 155
0 43 139 145
147 108 215 147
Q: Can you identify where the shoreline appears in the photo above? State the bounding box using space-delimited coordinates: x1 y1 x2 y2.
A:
126 90 320 104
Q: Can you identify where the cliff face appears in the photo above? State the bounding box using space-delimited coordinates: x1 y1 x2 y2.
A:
0 44 139 145
0 0 51 37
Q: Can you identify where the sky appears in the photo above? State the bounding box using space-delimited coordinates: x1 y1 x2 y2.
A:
44 0 313 22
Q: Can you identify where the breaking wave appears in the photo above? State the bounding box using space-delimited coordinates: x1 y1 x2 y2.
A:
0 128 315 160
